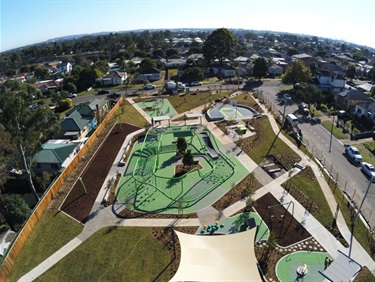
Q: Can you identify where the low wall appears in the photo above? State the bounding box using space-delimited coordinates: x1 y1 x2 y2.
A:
0 98 123 280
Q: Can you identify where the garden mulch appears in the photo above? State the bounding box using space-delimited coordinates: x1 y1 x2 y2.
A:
60 123 141 223
255 192 311 246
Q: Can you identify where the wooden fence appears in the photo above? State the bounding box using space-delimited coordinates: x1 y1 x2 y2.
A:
0 98 123 280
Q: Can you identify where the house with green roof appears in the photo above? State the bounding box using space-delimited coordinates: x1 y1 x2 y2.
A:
33 142 81 173
54 98 109 140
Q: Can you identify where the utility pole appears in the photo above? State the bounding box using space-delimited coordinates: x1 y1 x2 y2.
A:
329 111 335 153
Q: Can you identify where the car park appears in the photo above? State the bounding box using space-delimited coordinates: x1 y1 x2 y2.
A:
98 89 110 94
143 84 156 90
68 93 77 98
190 81 202 86
361 162 375 181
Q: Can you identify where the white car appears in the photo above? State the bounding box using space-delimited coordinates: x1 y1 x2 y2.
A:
143 84 156 90
190 81 202 86
68 93 77 98
361 162 375 182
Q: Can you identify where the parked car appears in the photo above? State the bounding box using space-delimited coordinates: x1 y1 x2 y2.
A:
344 145 363 165
190 81 202 86
283 93 292 100
98 89 110 94
68 93 77 98
361 162 375 181
143 84 156 90
107 92 120 98
29 103 38 109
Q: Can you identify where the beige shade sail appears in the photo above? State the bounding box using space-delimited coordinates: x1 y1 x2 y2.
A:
170 228 262 282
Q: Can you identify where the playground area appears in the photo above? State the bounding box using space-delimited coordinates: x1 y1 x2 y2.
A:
137 98 178 118
276 251 331 282
115 124 248 214
207 103 258 121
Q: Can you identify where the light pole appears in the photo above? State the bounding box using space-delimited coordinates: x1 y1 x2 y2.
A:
329 110 335 153
349 179 372 257
282 94 291 126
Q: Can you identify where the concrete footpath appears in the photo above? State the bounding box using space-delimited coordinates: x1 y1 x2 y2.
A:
19 93 374 281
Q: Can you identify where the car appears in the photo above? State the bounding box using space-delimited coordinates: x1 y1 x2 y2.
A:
68 93 77 98
98 89 110 95
361 162 375 181
344 145 362 165
107 92 120 98
29 103 38 109
143 84 156 90
283 93 292 100
190 81 202 86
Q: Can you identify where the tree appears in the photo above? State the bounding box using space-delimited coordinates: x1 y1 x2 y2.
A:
252 57 268 80
177 137 187 154
0 125 16 190
182 150 194 166
66 82 77 94
180 67 204 82
166 48 178 57
202 28 236 65
346 65 357 80
0 194 31 231
287 48 299 56
0 80 58 201
96 60 109 75
34 66 50 80
140 58 156 71
282 60 311 89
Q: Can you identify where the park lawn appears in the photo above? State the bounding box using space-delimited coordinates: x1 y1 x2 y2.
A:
321 120 350 139
116 99 150 128
287 167 333 226
36 227 171 282
167 91 230 113
247 117 299 164
7 211 83 281
323 173 375 260
357 142 375 165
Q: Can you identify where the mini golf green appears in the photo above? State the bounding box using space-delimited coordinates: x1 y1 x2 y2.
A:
116 124 249 214
276 251 332 282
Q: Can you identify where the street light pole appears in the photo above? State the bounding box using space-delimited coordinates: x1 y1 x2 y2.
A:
349 179 372 257
329 112 335 153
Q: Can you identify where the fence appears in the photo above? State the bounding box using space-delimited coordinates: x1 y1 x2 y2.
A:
0 98 123 280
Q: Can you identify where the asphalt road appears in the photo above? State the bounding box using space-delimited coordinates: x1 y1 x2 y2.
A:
258 80 374 228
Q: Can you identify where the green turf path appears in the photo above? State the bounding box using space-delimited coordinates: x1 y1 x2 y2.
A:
136 98 178 118
276 251 332 282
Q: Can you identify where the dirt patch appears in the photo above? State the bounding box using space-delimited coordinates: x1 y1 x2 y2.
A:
60 123 141 223
174 163 203 177
255 192 311 247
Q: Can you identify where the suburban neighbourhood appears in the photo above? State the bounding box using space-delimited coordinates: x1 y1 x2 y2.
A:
0 28 375 281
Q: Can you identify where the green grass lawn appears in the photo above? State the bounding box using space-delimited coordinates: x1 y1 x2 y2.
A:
247 117 300 164
167 91 230 113
36 227 172 282
321 120 350 139
357 142 375 165
117 99 150 127
286 167 333 226
7 211 83 281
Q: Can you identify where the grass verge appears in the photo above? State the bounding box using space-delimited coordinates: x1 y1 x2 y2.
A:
7 211 83 281
116 99 150 127
36 227 171 282
167 91 230 113
321 120 350 139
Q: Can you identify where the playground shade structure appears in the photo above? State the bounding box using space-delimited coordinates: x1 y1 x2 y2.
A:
116 124 247 213
170 229 262 282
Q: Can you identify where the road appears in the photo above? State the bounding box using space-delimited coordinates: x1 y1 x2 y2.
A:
258 80 375 228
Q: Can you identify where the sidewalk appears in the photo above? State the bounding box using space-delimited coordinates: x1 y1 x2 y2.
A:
19 93 374 281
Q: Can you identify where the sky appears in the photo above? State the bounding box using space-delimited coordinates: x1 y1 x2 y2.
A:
1 0 375 52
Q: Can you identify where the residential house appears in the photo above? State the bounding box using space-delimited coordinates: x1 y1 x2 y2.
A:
34 79 62 93
314 71 345 93
267 62 283 76
54 98 109 140
211 65 236 78
56 62 72 74
357 83 375 93
292 53 313 63
33 140 83 173
95 71 127 86
160 57 187 69
354 100 375 124
138 67 161 82
335 88 372 111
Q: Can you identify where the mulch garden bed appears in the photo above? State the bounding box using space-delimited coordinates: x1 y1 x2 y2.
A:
60 123 141 223
255 192 311 247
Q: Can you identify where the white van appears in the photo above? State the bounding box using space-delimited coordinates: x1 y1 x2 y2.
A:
286 114 298 126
